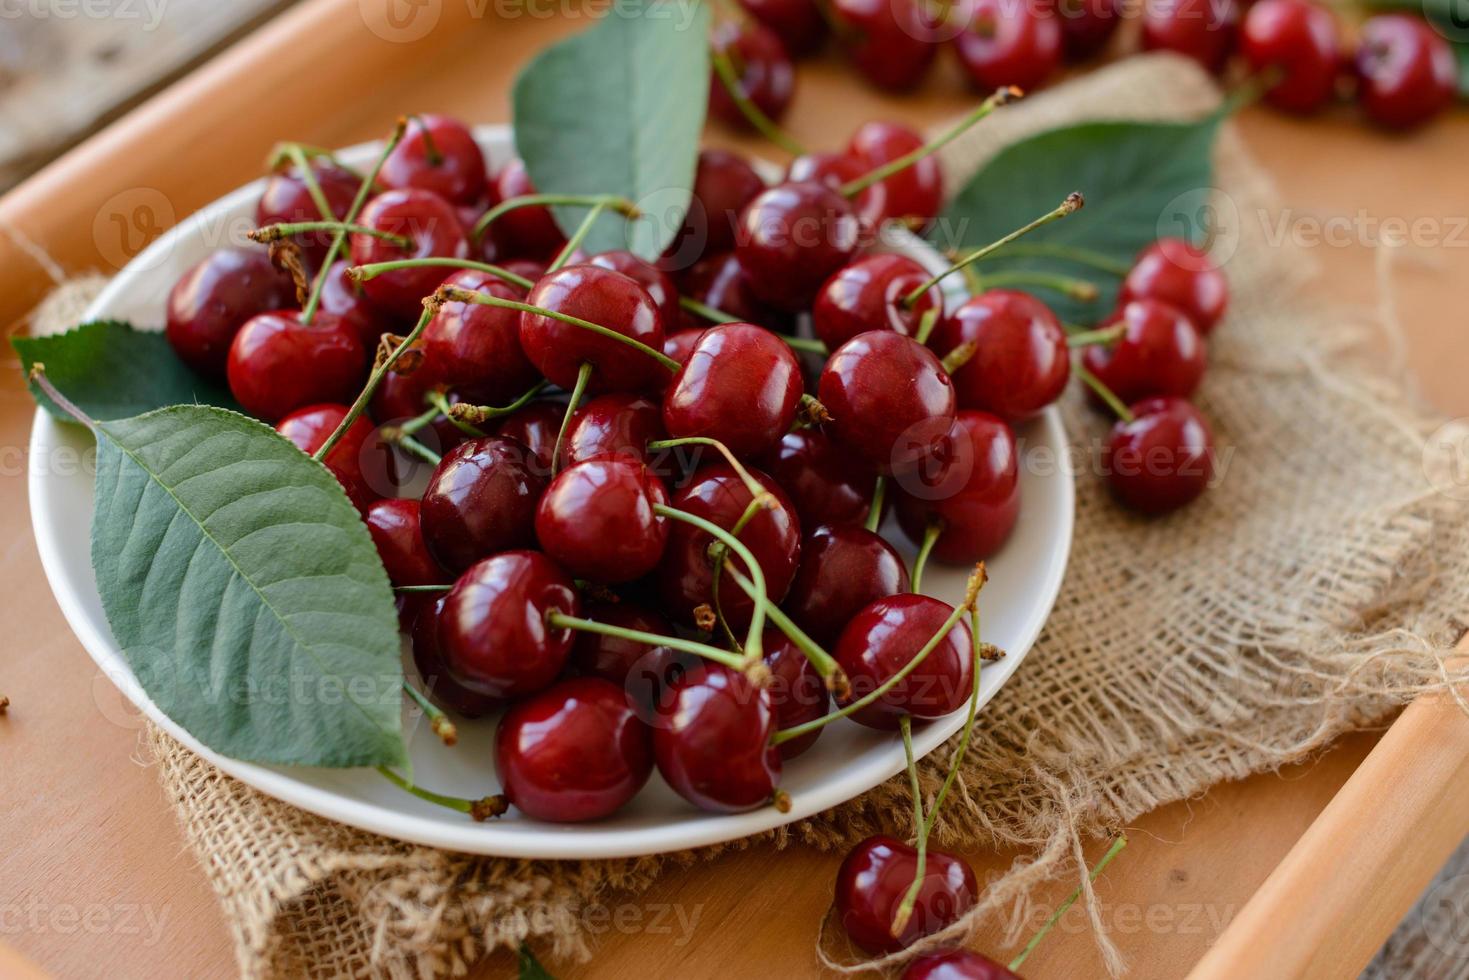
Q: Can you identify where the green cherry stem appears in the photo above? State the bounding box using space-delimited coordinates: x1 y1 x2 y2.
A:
1074 361 1135 423
388 402 440 439
652 504 770 670
280 144 339 225
1008 835 1129 972
552 362 594 475
707 495 764 651
249 221 410 249
266 141 360 178
396 433 443 466
865 476 886 534
678 295 739 324
940 340 978 376
913 307 940 346
910 519 942 594
350 257 534 291
547 612 748 671
976 270 1100 302
471 193 640 244
1066 323 1127 348
548 201 609 273
778 333 829 355
394 583 452 593
981 241 1130 277
376 766 507 821
409 114 443 166
922 567 987 837
645 436 772 503
891 715 929 937
709 43 806 156
448 379 550 426
401 680 458 746
425 389 486 438
723 562 848 695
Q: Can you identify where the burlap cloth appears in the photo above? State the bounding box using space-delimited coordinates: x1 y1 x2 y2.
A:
24 53 1469 978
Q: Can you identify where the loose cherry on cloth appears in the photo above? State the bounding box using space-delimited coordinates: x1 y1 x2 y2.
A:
736 181 862 313
276 404 380 513
561 393 667 467
419 436 547 573
350 188 470 318
847 122 943 226
535 458 670 583
166 249 297 378
952 0 1063 92
736 0 828 55
829 0 940 91
834 835 979 954
519 264 668 393
930 289 1068 423
1354 14 1458 130
227 310 366 423
756 429 877 529
784 524 910 645
708 20 797 128
663 149 766 268
1056 0 1119 61
762 628 830 759
256 161 362 269
494 402 562 474
1103 396 1216 513
652 663 783 813
422 270 539 403
901 950 1023 980
1081 298 1207 405
819 330 957 474
833 593 975 727
895 411 1021 563
489 158 567 259
380 115 488 207
1241 0 1343 114
1117 237 1228 334
412 597 501 718
662 323 804 459
1139 0 1241 73
812 254 943 350
363 498 447 587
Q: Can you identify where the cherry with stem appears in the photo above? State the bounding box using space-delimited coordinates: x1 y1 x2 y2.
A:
724 561 850 697
547 611 750 672
350 256 534 291
709 41 806 155
470 193 640 245
448 379 550 426
552 362 596 476
401 680 459 746
547 200 612 273
910 520 943 594
376 766 507 821
1074 361 1135 423
865 476 886 533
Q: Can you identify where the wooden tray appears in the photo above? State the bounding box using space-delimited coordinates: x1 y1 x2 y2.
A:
1 2 1466 976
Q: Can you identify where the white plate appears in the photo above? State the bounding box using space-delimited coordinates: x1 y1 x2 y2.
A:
28 126 1073 859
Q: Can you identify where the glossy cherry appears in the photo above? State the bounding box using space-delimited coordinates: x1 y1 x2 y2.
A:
930 289 1068 423
275 404 380 512
1104 396 1216 514
350 188 470 318
903 950 1021 980
736 0 828 55
836 835 979 954
585 250 681 328
495 676 654 822
785 152 889 233
570 601 687 714
1241 0 1343 114
736 181 862 313
895 411 1021 562
368 356 463 455
834 593 974 727
662 328 706 373
1354 14 1458 130
762 629 829 759
561 392 667 468
1140 0 1241 73
318 259 394 347
423 270 539 402
678 251 791 333
662 323 804 460
437 550 580 699
757 430 875 529
412 596 501 717
1117 237 1228 335
829 0 941 91
1082 299 1206 406
364 498 446 587
380 114 488 207
784 524 910 645
652 663 783 813
709 20 797 128
536 458 670 584
953 0 1064 92
1056 0 1118 60
520 263 667 393
166 249 296 378
256 160 362 269
818 330 956 474
664 149 766 269
419 436 548 572
227 310 366 423
811 253 943 350
489 158 567 259
494 401 563 475
847 121 944 226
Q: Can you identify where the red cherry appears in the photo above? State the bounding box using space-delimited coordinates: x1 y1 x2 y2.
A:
368 359 464 455
1104 396 1215 513
363 498 446 587
380 114 488 207
495 676 654 822
412 596 500 717
520 264 667 393
437 550 580 699
419 436 548 572
903 950 1023 980
830 0 941 91
818 330 957 474
1241 0 1343 114
736 181 862 313
736 0 829 55
318 259 394 348
1082 299 1206 406
664 149 767 269
834 593 974 727
836 835 979 954
652 663 783 812
227 310 366 423
1354 14 1458 130
1056 0 1119 60
931 289 1068 423
490 159 567 260
1117 237 1228 335
562 393 667 468
784 524 910 646
662 323 804 460
350 188 470 318
166 249 296 378
657 464 802 628
811 254 943 351
423 270 539 403
587 250 681 327
570 602 687 713
535 458 670 583
678 252 792 332
847 121 944 226
276 404 380 512
494 401 562 475
786 152 889 233
895 411 1020 563
709 20 797 128
256 160 361 269
756 429 878 528
1140 0 1241 73
953 0 1064 92
761 629 829 758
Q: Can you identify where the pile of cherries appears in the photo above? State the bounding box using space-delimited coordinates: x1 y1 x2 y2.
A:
714 0 1461 131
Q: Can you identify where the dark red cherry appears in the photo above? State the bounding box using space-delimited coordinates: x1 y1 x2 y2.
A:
587 250 680 327
276 404 380 512
256 160 362 269
423 270 539 403
818 330 956 474
785 152 889 233
1241 0 1342 114
380 114 488 207
761 629 829 759
829 0 941 91
489 158 567 260
502 257 549 282
412 596 500 717
1082 299 1206 406
953 0 1063 92
1104 396 1215 514
368 358 464 454
652 663 782 812
736 0 828 55
166 249 296 378
931 289 1068 423
318 259 394 348
1354 14 1457 130
494 401 562 475
561 393 667 468
520 264 667 393
364 498 446 587
1140 0 1241 73
350 188 470 318
571 602 688 715
662 323 804 460
536 458 670 584
847 121 943 227
664 149 767 269
437 550 580 699
756 429 877 528
495 676 654 822
657 464 802 628
895 411 1020 563
678 252 791 333
903 950 1023 980
834 593 974 727
811 253 942 350
419 436 547 573
227 310 366 423
785 524 909 646
1117 237 1228 335
709 20 797 129
836 836 979 954
736 181 862 314
1056 0 1119 60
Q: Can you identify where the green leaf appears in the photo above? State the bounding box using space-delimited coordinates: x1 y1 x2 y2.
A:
518 943 556 980
1455 40 1469 99
89 405 406 768
13 320 237 422
934 116 1222 324
511 0 710 258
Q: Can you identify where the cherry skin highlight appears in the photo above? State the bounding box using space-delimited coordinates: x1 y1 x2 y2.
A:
380 114 488 207
895 411 1021 563
1117 237 1228 335
785 152 890 234
166 249 296 378
761 629 830 759
422 270 539 403
227 310 366 423
953 0 1064 92
902 950 1021 980
811 253 943 350
363 498 447 587
587 250 681 329
256 160 361 269
833 593 975 727
835 835 979 954
756 428 878 529
561 393 667 468
1241 0 1343 114
662 322 805 460
1082 298 1207 406
1354 14 1458 130
784 524 910 646
847 121 944 226
709 20 797 128
535 458 670 584
489 158 567 259
930 289 1069 423
419 436 548 573
519 263 667 393
1104 396 1216 514
736 181 862 314
350 188 470 319
652 663 783 813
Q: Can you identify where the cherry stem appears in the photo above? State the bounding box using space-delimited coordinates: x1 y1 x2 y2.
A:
724 562 849 695
552 362 594 476
1066 323 1126 348
281 144 339 225
940 340 978 376
708 43 806 156
266 141 358 177
251 221 410 249
28 364 96 431
891 714 929 937
977 270 1099 302
1074 361 1135 423
652 504 770 671
376 766 507 821
437 285 683 373
392 402 441 438
424 389 486 437
548 201 609 273
410 114 443 167
678 295 738 324
903 193 1086 308
1008 834 1129 972
911 520 942 594
841 86 1022 199
471 193 640 244
401 679 458 746
708 496 763 651
865 476 886 533
449 379 550 426
395 433 443 466
982 241 1129 277
548 612 748 671
922 565 988 837
770 565 985 746
394 583 451 593
646 437 771 502
913 307 940 346
350 257 534 291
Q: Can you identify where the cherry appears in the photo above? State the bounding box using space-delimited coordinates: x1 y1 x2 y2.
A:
762 629 829 759
276 404 380 512
412 596 500 717
520 264 667 393
535 458 671 583
903 950 1021 980
811 253 943 351
502 257 550 281
895 411 1020 563
256 160 362 269
834 593 974 727
1056 0 1118 61
835 835 979 953
829 0 941 91
423 270 539 403
709 20 797 129
495 676 654 822
657 463 802 628
350 188 470 318
756 429 878 529
368 358 463 454
678 252 791 332
1104 396 1215 514
587 250 680 328
847 121 943 227
736 181 862 314
318 259 394 348
494 401 562 474
1354 14 1458 130
363 498 446 587
1241 0 1343 114
785 153 889 233
380 114 488 207
570 601 687 711
953 0 1064 93
662 323 804 459
419 436 547 572
1117 237 1228 335
664 149 766 269
736 0 828 55
930 289 1068 423
1140 0 1241 73
1082 299 1206 406
652 663 782 812
562 393 667 468
784 524 910 646
227 310 366 423
437 550 580 698
166 249 296 378
818 330 956 474
489 158 567 259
